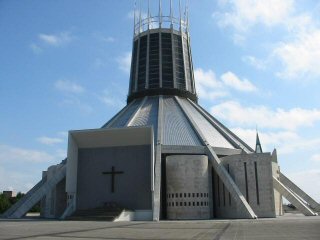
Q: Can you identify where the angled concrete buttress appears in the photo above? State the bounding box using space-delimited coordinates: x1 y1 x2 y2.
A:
2 163 66 218
175 96 257 219
280 173 320 212
273 176 317 216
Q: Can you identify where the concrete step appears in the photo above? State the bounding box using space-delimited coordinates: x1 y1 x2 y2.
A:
66 207 124 221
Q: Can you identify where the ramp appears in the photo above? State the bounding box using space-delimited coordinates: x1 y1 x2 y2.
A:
2 163 66 218
280 173 320 212
273 176 317 216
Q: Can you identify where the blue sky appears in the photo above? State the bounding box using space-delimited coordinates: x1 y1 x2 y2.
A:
1 0 320 201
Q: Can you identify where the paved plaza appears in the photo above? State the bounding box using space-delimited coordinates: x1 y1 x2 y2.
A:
0 214 319 240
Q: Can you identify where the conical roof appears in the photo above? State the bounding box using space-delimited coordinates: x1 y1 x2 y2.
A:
102 2 254 154
103 96 253 153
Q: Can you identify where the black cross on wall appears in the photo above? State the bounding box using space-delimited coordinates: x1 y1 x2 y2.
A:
102 166 124 193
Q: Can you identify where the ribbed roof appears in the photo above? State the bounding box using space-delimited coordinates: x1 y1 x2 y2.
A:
103 96 253 152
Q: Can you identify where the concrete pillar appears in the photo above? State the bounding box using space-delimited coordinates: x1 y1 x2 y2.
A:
166 155 210 220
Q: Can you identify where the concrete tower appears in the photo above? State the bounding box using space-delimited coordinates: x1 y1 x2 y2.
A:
127 0 196 103
3 0 319 221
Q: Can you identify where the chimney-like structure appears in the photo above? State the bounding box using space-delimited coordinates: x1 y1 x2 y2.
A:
127 0 197 103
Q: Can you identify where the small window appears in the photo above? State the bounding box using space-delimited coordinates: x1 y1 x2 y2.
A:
201 202 203 206
176 193 178 198
184 202 186 206
201 193 203 197
180 193 182 198
188 193 191 197
193 202 195 206
180 202 182 206
192 193 195 198
197 193 199 198
197 202 199 206
184 193 186 197
188 202 191 206
176 202 178 206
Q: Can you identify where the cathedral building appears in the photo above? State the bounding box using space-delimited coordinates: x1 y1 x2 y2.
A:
2 1 319 221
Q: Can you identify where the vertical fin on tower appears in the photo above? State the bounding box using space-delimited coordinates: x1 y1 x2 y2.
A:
159 0 162 27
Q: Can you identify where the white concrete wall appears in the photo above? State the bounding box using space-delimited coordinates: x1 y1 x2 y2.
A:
41 164 67 219
219 153 276 218
272 162 283 216
166 155 210 220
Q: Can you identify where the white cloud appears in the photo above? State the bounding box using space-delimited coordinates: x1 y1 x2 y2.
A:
93 58 108 69
287 170 320 202
242 56 267 70
29 43 43 54
117 52 132 74
194 68 257 100
55 80 85 94
273 29 320 79
214 0 294 32
101 36 115 43
221 71 257 92
230 127 320 154
0 166 37 193
194 68 229 100
211 101 320 130
55 149 67 160
231 127 298 151
0 145 55 163
215 1 320 80
37 137 64 145
38 32 73 46
98 89 125 108
93 32 116 43
57 131 68 138
311 154 320 162
60 96 93 114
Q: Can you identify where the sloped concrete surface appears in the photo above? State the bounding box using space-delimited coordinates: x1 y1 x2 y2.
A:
273 177 317 216
0 215 319 240
280 173 320 212
3 164 66 219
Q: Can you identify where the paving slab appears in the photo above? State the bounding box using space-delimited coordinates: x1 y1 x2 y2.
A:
0 214 319 240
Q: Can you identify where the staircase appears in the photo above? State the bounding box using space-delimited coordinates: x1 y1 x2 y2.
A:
67 204 125 221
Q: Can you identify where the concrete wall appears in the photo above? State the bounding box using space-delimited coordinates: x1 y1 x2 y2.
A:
272 162 283 216
76 145 152 211
55 179 67 218
271 150 283 216
166 155 210 220
41 165 67 218
218 153 276 218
